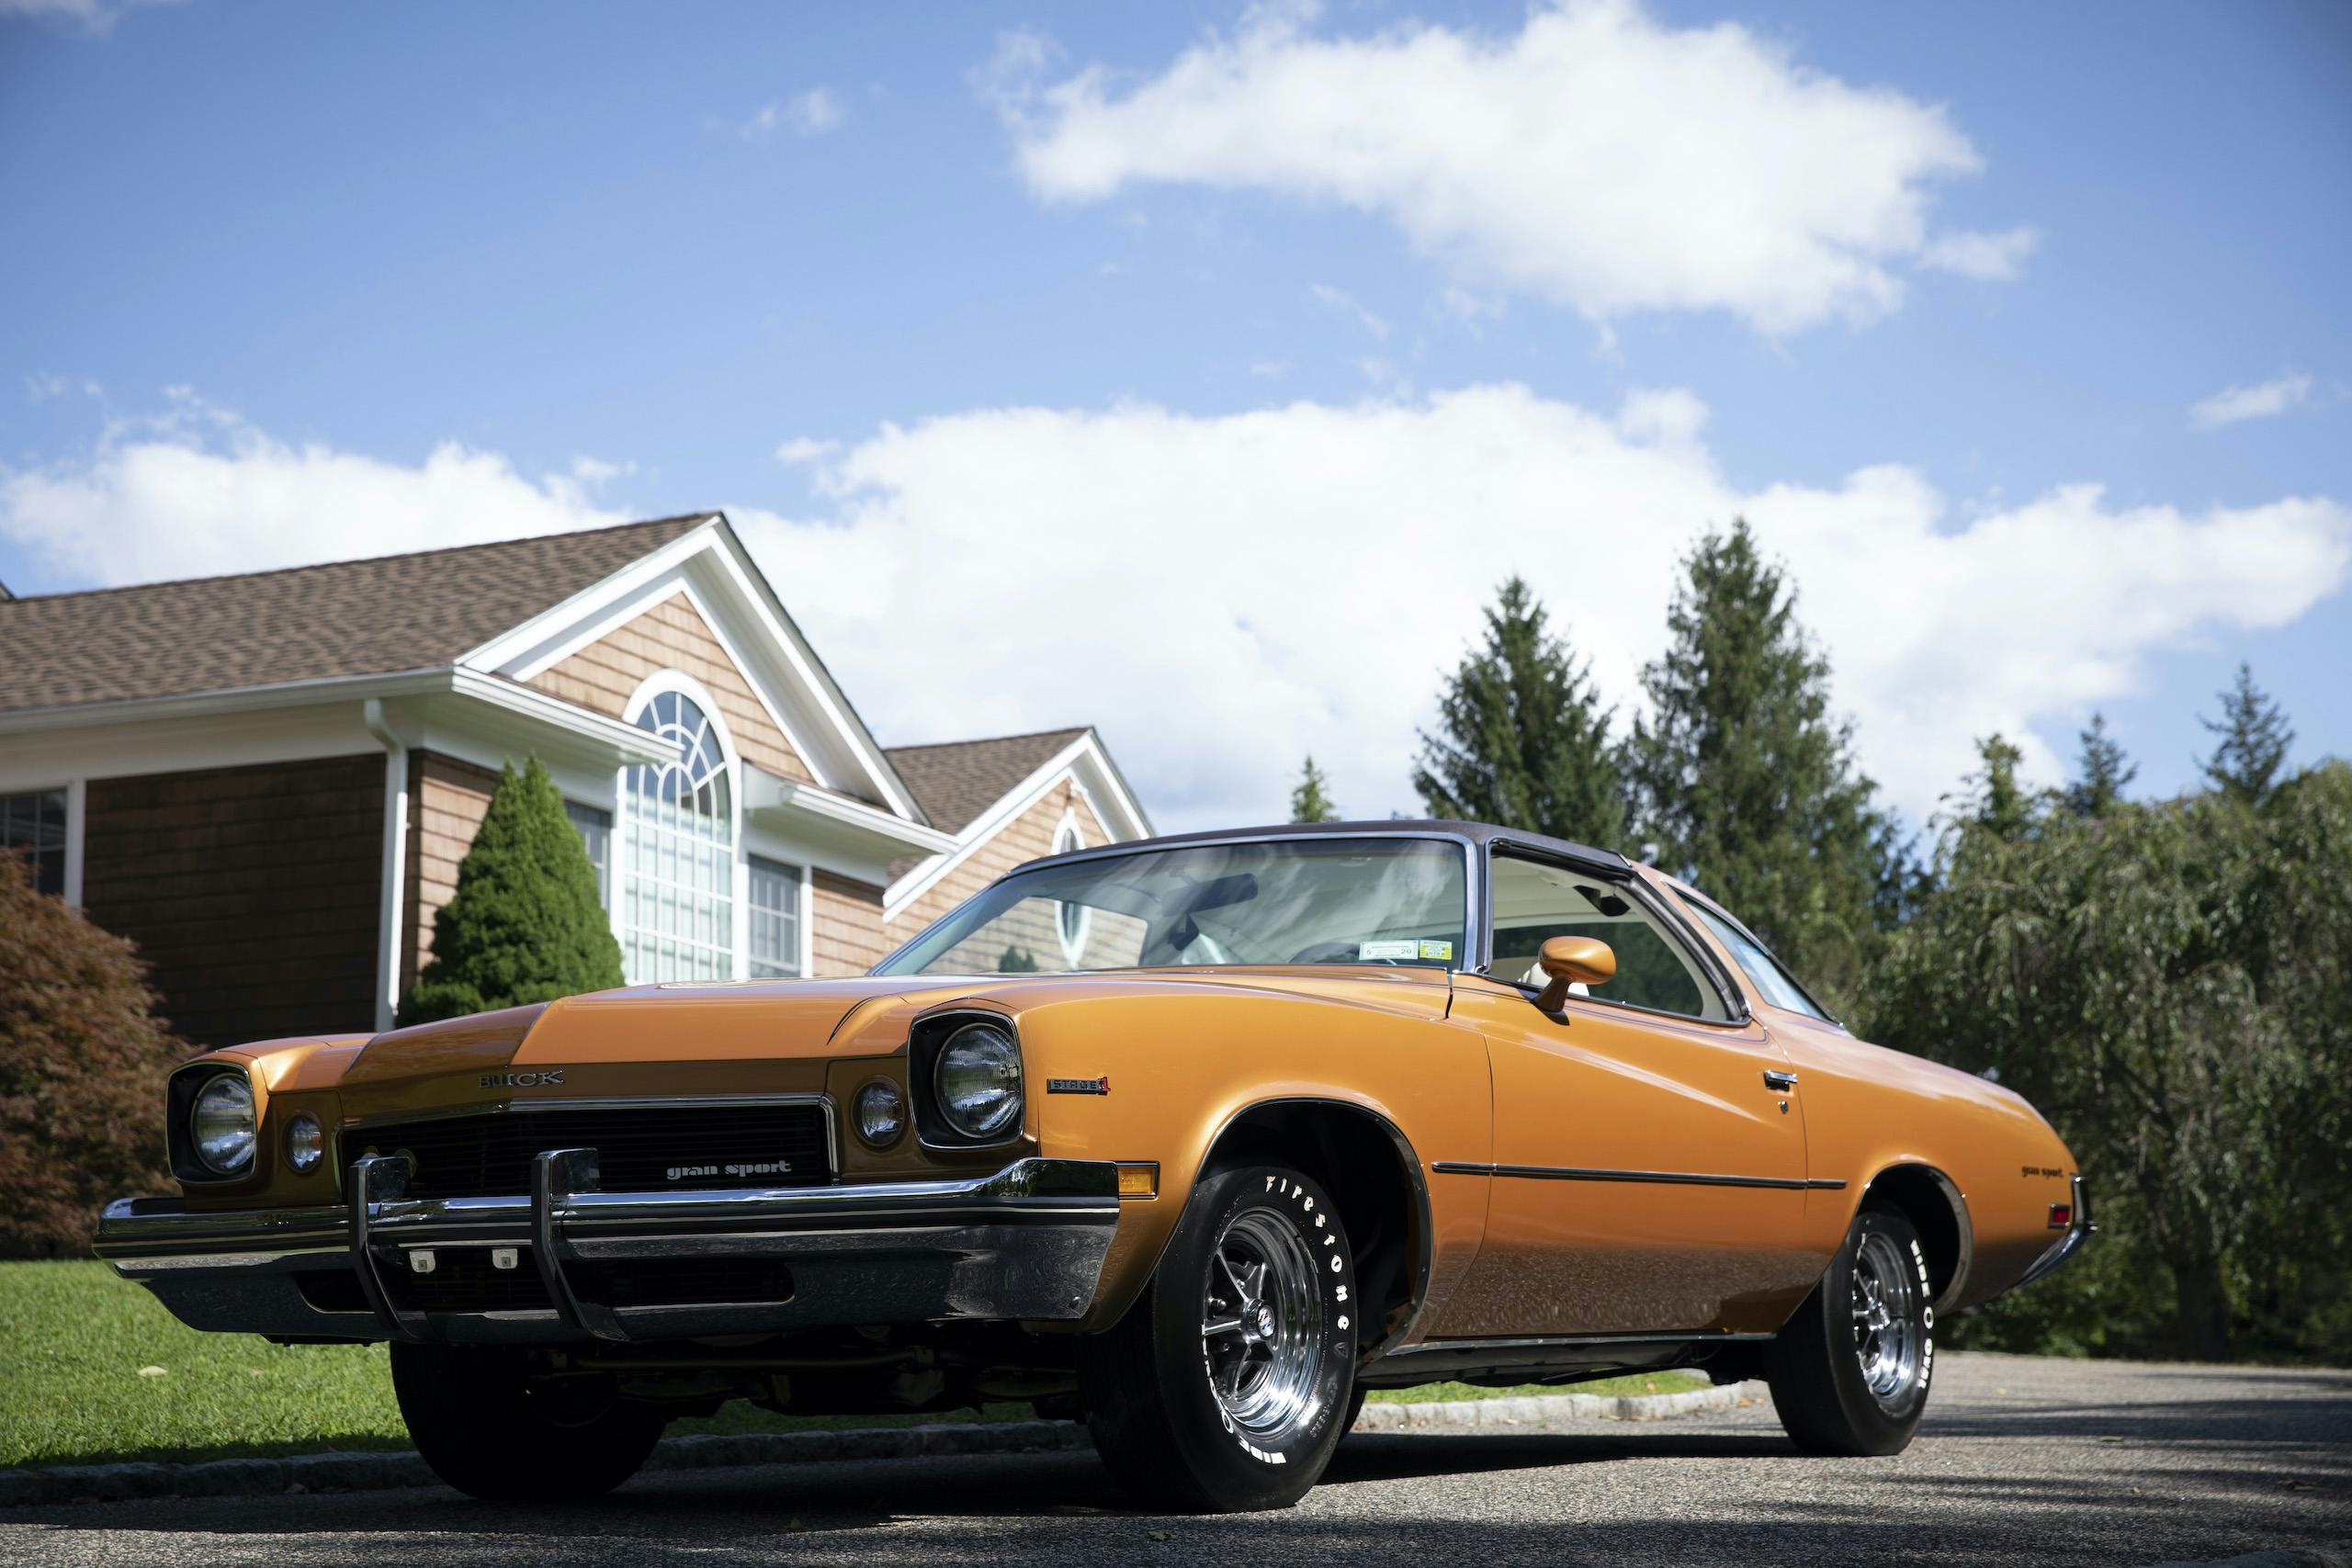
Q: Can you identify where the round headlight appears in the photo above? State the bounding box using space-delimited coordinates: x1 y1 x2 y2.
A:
933 1021 1022 1140
854 1079 908 1148
190 1075 256 1176
284 1112 324 1174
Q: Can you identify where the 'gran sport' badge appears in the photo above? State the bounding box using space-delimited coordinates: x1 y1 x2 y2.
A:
479 1070 565 1089
1047 1076 1111 1095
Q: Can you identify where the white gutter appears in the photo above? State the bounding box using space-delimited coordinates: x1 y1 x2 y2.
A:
362 698 409 1033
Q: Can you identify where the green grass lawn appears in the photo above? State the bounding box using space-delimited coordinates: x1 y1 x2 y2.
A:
0 1260 1701 1469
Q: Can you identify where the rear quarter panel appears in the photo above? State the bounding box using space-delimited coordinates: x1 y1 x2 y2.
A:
1769 1010 2077 1309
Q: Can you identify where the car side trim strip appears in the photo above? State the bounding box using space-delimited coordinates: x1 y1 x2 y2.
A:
1431 1160 1847 1191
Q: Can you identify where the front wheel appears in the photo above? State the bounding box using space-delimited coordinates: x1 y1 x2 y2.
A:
1763 1205 1936 1456
1081 1164 1358 1511
391 1343 667 1500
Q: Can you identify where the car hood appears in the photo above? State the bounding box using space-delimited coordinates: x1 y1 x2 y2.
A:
334 966 1452 1103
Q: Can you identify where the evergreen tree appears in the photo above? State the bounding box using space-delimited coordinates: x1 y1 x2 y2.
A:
1626 520 1889 1004
1289 756 1341 823
398 756 625 1026
1414 576 1624 846
2065 712 2137 817
2200 662 2294 805
1955 733 2037 843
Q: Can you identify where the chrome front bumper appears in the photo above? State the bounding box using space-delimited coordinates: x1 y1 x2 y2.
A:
96 1156 1122 1346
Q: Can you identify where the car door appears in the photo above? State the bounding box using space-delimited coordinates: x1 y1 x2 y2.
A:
1431 848 1822 1338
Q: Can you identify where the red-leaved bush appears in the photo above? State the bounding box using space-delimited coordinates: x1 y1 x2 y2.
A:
0 849 187 1257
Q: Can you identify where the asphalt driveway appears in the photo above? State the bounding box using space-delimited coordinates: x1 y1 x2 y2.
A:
2 1352 2344 1567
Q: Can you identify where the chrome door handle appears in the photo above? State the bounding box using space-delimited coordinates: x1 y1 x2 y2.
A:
1762 1069 1798 1092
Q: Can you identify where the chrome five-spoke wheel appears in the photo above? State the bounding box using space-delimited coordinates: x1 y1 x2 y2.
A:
1202 1208 1324 1442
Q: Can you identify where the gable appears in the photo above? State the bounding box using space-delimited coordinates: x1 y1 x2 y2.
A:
470 519 920 818
529 589 817 787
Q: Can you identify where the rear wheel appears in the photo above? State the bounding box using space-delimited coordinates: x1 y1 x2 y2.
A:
1763 1206 1936 1456
1081 1164 1358 1511
391 1343 667 1500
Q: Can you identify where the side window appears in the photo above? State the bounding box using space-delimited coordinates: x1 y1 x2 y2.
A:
1689 902 1832 1021
1487 853 1727 1021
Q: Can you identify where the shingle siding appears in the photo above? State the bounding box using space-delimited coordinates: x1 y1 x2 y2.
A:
401 750 501 993
83 754 385 1048
530 590 820 789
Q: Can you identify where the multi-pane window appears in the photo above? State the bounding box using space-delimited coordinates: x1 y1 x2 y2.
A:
748 855 802 978
0 789 67 897
623 690 735 982
564 801 612 907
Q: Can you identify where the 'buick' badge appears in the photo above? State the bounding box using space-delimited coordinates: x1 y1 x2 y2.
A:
1047 1076 1111 1095
479 1069 565 1089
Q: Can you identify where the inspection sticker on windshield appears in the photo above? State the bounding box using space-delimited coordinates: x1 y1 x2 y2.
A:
1419 940 1453 962
1359 940 1418 961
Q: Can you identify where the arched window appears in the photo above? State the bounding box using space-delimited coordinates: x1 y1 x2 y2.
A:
1054 818 1089 966
623 687 735 982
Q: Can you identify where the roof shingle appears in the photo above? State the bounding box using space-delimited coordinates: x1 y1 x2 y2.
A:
0 516 711 716
884 728 1091 835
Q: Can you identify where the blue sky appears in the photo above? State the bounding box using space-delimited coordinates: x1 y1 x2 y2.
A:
2 0 2346 834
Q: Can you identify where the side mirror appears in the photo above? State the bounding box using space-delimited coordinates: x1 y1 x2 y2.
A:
1534 935 1615 1014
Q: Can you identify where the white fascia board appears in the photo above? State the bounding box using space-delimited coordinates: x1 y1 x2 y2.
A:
443 669 670 764
883 732 1148 921
0 668 453 737
0 670 667 795
743 763 956 861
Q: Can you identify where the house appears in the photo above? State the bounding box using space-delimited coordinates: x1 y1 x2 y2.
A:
0 514 1150 1045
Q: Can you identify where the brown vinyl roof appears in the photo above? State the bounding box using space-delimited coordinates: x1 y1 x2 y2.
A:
884 727 1091 835
0 515 712 716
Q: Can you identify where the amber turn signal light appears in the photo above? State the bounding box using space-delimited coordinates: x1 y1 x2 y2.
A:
1115 1163 1158 1198
2048 1202 2073 1229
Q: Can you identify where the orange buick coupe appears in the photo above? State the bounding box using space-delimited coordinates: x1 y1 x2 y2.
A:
98 822 2089 1512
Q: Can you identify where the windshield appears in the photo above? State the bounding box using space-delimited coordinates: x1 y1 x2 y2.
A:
876 837 1469 976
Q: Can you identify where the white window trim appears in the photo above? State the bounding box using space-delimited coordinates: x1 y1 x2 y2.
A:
745 850 811 979
3 778 85 907
620 668 747 982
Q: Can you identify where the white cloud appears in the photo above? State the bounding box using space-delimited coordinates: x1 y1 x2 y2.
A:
731 86 845 141
0 392 621 586
0 0 176 34
740 387 2349 831
2191 372 2313 431
1308 283 1388 341
775 436 841 466
992 0 2028 333
7 387 2344 838
1919 226 2039 281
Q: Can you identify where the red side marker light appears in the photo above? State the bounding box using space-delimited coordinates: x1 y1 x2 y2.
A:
2048 1202 2073 1229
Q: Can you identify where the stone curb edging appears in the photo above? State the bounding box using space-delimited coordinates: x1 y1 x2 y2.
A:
0 1381 1770 1507
1352 1378 1770 1431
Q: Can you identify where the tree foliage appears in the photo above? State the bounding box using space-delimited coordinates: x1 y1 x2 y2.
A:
2065 713 2137 818
2201 662 2295 805
1414 576 1624 847
1860 760 2352 1361
1626 521 1894 1006
0 850 186 1258
1289 756 1341 823
398 756 625 1026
